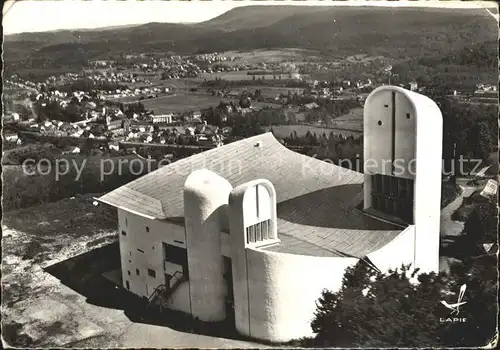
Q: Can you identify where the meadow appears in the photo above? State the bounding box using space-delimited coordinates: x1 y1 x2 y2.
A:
200 70 293 81
329 107 364 131
222 48 323 65
265 124 362 139
264 106 364 138
141 92 280 113
141 93 233 113
230 86 305 97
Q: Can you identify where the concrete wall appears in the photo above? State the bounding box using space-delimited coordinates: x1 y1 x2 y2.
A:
367 225 416 273
117 208 190 313
221 231 231 257
243 248 358 342
394 92 417 179
363 86 418 180
364 88 394 175
184 169 233 322
413 95 442 273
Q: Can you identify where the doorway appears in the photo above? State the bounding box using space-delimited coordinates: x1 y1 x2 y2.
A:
223 256 235 327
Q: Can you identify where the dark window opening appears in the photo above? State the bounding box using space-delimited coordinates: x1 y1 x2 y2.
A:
371 174 414 223
136 269 140 276
126 281 130 290
223 256 234 302
378 120 383 126
125 218 128 227
137 249 144 253
223 256 233 281
148 269 156 278
163 243 189 277
146 226 150 232
121 230 127 236
406 113 411 119
384 104 389 108
128 270 131 276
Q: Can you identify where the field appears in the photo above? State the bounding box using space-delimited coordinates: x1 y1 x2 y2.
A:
229 86 304 97
264 107 364 138
201 71 297 81
110 75 306 106
222 48 324 65
115 68 200 90
141 93 233 113
265 124 361 139
346 54 390 63
141 92 280 114
329 107 363 131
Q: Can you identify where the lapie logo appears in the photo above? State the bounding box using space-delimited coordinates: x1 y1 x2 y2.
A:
440 284 467 323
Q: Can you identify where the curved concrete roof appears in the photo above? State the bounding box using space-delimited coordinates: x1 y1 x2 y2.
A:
99 133 403 258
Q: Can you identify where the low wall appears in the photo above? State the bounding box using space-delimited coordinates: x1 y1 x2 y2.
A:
240 248 358 342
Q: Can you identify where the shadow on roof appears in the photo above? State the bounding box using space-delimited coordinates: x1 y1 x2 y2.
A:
277 183 398 231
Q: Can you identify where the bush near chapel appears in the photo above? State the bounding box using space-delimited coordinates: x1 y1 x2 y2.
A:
303 258 497 348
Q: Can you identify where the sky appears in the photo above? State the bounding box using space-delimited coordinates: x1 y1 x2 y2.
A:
3 0 497 35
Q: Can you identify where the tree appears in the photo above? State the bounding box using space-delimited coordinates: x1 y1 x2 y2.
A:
472 121 492 162
443 255 498 347
81 137 95 155
307 260 497 348
417 74 432 87
286 111 297 124
239 96 251 108
464 197 498 246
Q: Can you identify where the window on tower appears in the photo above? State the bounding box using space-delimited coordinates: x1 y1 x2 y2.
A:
244 182 276 245
371 174 414 224
246 219 271 244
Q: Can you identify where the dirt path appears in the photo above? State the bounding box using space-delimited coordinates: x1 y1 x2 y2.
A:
440 185 475 238
439 185 476 273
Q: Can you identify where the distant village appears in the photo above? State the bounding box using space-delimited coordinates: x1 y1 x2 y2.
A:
3 51 497 157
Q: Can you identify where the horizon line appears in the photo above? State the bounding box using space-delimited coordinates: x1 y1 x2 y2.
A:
3 0 497 36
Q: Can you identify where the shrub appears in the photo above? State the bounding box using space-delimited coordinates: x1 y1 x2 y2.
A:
305 258 497 348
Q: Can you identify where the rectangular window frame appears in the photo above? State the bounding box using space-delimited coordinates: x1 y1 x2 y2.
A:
163 243 189 277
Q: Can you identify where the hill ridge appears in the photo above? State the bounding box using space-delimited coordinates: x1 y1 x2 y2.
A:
3 5 497 75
